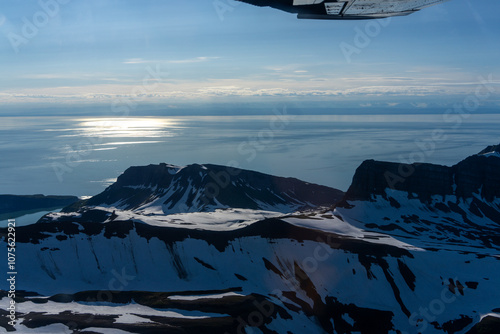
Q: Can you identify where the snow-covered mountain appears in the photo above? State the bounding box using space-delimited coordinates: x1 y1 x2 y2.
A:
337 145 500 250
66 163 344 214
1 147 500 334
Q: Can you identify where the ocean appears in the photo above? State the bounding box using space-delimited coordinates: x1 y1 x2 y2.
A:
1 113 499 199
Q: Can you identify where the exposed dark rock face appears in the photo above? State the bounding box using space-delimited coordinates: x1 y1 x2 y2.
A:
344 160 453 202
343 144 500 202
454 154 500 201
478 144 500 155
29 214 411 259
65 163 344 214
466 316 500 334
336 145 500 252
9 289 288 334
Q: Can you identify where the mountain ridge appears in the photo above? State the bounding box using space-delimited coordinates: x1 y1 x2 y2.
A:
65 162 345 214
342 144 500 203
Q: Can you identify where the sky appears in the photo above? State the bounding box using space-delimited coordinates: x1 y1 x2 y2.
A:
0 0 499 113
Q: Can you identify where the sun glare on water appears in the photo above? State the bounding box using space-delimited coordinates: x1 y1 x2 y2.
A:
77 118 179 139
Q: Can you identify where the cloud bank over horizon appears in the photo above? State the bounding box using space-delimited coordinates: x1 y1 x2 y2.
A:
0 0 499 110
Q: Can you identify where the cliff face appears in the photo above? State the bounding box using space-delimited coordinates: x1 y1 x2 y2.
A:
66 163 344 214
454 154 500 201
478 144 500 155
344 145 500 202
335 145 500 252
344 160 453 201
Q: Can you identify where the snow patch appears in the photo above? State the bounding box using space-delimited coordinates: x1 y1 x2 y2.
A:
167 292 246 301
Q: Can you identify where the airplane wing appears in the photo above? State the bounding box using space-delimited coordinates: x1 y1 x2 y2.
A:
237 0 450 19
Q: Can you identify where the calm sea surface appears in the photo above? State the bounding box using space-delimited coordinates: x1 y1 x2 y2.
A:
1 114 499 198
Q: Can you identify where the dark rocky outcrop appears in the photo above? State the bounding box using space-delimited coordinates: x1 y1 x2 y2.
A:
466 316 500 334
65 163 344 214
343 160 452 202
343 144 500 202
478 144 500 155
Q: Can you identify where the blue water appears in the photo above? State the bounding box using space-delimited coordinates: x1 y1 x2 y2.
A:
0 209 62 227
1 114 499 197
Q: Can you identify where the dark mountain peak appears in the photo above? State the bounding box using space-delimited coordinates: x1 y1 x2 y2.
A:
478 143 500 156
343 145 500 203
452 152 500 201
343 160 452 202
113 163 179 188
66 163 344 214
